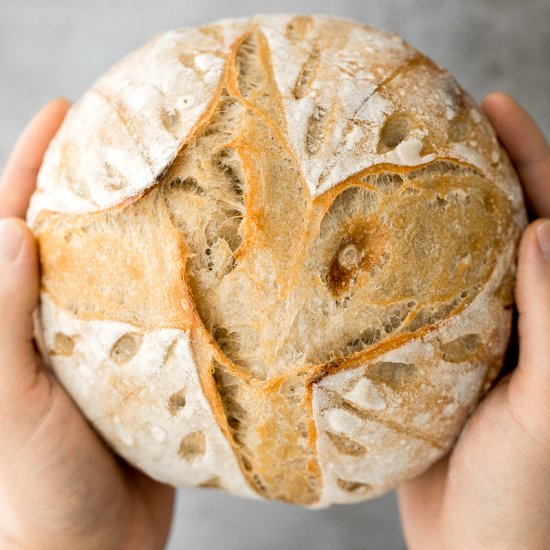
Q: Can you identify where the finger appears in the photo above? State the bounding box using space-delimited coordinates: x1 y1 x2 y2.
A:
0 98 71 219
0 218 40 395
397 453 449 538
481 92 550 218
509 219 550 416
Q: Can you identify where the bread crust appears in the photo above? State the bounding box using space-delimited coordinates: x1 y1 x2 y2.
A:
30 14 526 507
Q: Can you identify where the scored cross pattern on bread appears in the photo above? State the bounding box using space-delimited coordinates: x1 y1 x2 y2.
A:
30 15 525 507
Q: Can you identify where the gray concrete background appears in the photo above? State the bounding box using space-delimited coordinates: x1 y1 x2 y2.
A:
1 1 548 549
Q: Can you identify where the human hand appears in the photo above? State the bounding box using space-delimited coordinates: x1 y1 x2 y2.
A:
397 92 550 550
0 100 174 549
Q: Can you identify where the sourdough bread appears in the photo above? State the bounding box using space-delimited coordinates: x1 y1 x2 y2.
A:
30 14 526 507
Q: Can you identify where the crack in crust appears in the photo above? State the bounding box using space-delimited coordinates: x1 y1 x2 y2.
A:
321 387 447 449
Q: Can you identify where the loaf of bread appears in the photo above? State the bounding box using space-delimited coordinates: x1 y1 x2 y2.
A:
29 14 526 507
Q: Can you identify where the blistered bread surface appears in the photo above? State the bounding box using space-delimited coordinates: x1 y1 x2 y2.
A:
31 14 525 507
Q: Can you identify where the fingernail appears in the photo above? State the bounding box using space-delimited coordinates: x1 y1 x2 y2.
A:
0 219 24 262
536 220 550 261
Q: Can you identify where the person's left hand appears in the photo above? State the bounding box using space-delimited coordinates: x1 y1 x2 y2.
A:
0 99 175 550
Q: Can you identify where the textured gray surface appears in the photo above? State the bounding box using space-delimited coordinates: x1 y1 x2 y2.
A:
1 1 548 549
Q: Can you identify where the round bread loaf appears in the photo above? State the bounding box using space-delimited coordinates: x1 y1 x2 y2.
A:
29 14 526 507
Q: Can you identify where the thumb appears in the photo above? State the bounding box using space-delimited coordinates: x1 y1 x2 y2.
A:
509 219 550 416
0 218 40 392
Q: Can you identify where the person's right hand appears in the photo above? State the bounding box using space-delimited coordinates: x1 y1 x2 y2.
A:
0 100 175 549
398 92 550 549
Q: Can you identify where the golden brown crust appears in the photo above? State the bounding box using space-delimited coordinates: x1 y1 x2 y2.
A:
31 15 526 507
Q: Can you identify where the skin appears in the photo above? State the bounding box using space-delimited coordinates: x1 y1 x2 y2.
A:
398 92 550 550
0 92 548 549
0 99 174 550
